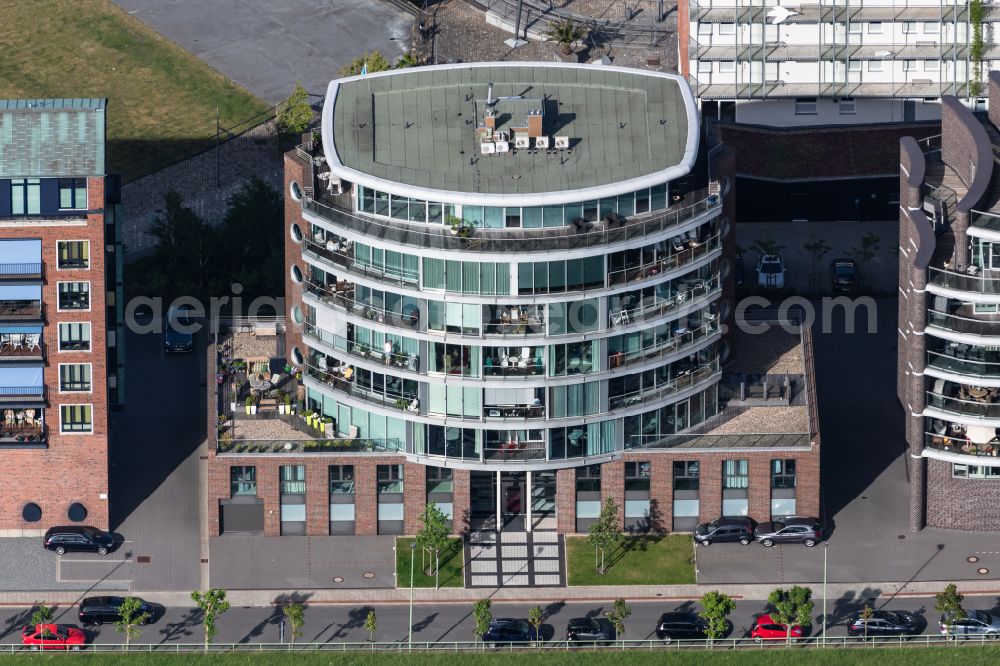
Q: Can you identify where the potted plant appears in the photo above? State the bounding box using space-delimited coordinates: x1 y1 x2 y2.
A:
245 396 257 415
394 398 408 410
322 416 335 437
229 386 238 414
544 18 586 60
284 393 294 415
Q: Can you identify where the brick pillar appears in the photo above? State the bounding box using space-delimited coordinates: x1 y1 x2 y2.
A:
404 462 427 535
258 462 281 537
699 459 722 522
556 468 576 533
649 457 673 534
451 468 471 535
305 459 329 535
601 460 625 526
747 457 772 523
354 460 378 535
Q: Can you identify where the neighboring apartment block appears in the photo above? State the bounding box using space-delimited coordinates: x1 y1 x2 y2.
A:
683 0 996 126
0 99 123 536
899 70 1000 531
208 63 820 543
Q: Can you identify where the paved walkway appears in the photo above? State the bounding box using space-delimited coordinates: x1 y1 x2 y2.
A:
466 532 564 587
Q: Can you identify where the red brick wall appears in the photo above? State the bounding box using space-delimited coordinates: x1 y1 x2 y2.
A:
451 468 470 535
283 152 308 372
556 468 576 533
0 176 110 534
600 460 625 525
403 462 426 534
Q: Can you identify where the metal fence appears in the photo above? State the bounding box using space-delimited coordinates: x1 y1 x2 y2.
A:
9 634 999 653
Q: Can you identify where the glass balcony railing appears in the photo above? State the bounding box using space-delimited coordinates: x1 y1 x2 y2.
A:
305 281 421 330
607 232 721 287
924 431 1000 458
626 432 810 450
928 349 1000 379
0 300 43 321
304 363 420 414
607 319 719 371
927 309 1000 337
928 266 1000 295
927 389 1000 419
303 322 421 372
0 263 42 280
218 438 402 454
608 361 719 410
609 277 721 329
302 189 721 254
303 238 419 288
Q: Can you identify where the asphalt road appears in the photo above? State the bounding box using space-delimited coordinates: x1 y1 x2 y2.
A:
0 596 977 647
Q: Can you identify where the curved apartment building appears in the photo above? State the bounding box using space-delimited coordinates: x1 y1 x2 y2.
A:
208 63 820 546
899 71 1000 531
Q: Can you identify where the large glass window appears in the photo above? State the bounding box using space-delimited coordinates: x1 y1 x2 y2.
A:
58 178 88 210
423 259 508 295
549 340 596 376
60 404 92 433
483 345 543 376
673 461 699 491
549 421 616 459
280 465 306 494
431 342 480 377
426 466 454 494
377 464 403 494
10 179 40 215
428 300 481 335
58 323 91 351
57 241 90 270
625 461 651 491
59 363 91 392
230 466 257 496
771 460 796 489
549 381 600 418
57 282 90 310
329 465 355 494
723 460 749 489
549 299 599 335
518 256 604 295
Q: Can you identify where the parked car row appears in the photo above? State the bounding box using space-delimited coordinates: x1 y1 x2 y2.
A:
21 596 160 650
693 516 823 548
749 254 860 293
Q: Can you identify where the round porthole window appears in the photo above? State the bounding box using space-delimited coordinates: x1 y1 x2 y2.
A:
290 181 303 202
68 502 88 522
291 265 303 284
292 346 305 366
291 305 304 325
22 503 42 523
290 223 303 243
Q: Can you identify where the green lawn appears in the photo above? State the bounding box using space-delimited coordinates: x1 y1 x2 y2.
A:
0 0 268 180
395 537 464 588
5 648 999 664
566 534 696 586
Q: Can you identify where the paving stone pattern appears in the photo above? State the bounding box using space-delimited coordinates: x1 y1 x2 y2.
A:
465 531 564 587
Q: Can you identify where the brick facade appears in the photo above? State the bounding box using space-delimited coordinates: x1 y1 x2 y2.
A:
0 175 111 535
926 458 1000 531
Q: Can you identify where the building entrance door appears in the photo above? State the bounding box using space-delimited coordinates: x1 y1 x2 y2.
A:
500 472 526 530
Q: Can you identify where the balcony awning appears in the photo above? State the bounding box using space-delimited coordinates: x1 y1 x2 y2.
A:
965 424 997 444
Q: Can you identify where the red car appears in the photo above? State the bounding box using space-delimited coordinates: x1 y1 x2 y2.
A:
21 623 86 650
750 614 805 643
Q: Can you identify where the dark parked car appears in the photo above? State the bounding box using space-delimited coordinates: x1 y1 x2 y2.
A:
655 612 709 643
694 517 754 546
847 609 919 638
831 258 858 293
753 517 823 547
79 597 154 626
43 526 114 556
566 617 611 644
164 304 195 353
482 618 533 646
940 609 1000 638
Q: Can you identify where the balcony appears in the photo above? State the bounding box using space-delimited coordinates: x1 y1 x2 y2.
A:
925 428 1000 459
607 231 720 288
305 281 421 331
927 266 1000 296
927 309 1000 338
609 277 720 329
927 348 1000 380
304 363 420 414
302 189 721 254
608 319 719 372
0 407 45 445
483 404 545 419
0 263 42 281
0 300 43 322
0 385 45 405
303 236 419 288
0 333 43 362
608 361 720 410
627 432 811 451
926 389 1000 420
218 436 401 454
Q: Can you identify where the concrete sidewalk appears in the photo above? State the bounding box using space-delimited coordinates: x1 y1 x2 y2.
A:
5 578 1000 608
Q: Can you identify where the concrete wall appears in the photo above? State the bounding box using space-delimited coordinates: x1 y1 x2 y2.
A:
733 98 941 128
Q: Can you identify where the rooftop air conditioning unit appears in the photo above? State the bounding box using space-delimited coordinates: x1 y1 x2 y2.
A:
554 136 569 149
535 136 550 149
481 142 497 155
515 136 530 149
495 140 510 154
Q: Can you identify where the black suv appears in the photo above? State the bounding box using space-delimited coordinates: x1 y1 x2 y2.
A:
694 517 754 546
847 609 918 638
656 612 709 643
79 597 154 626
482 618 533 646
753 517 823 547
566 617 611 644
43 526 114 556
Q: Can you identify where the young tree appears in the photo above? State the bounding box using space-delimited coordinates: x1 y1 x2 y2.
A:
750 238 787 257
217 178 284 300
587 497 621 574
473 599 493 642
338 51 392 77
364 609 377 643
276 81 313 137
850 232 881 281
115 597 151 650
605 598 632 644
415 501 451 579
767 586 814 645
802 236 832 293
30 605 53 628
527 605 543 643
935 583 966 639
283 602 305 644
858 603 874 641
699 591 736 642
148 190 217 301
190 589 231 648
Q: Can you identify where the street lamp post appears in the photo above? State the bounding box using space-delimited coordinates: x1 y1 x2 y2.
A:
408 541 416 650
822 541 829 643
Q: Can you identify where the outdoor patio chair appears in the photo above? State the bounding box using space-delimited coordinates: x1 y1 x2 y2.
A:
9 334 23 350
24 334 39 351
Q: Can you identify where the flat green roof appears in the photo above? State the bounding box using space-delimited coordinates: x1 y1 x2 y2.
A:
0 98 106 177
322 63 697 206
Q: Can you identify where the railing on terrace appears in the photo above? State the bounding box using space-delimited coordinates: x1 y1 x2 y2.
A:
927 309 1000 336
609 362 719 410
303 238 420 288
0 386 44 398
628 432 811 451
218 438 402 454
483 405 545 419
0 300 43 320
0 262 42 278
924 431 1000 458
609 278 720 329
303 322 421 372
607 232 721 287
927 349 1000 378
927 266 1000 295
971 209 1000 233
926 390 1000 419
608 320 719 371
304 364 420 413
302 186 720 254
304 281 421 330
916 134 943 154
0 634 996 653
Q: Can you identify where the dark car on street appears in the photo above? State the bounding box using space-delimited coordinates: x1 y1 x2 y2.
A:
847 609 919 638
656 612 710 643
566 617 611 644
164 304 195 353
694 517 754 546
482 618 533 646
753 517 823 547
79 597 154 626
43 526 114 556
831 258 858 293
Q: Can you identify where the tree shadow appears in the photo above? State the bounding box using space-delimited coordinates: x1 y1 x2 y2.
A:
604 534 663 570
330 605 373 641
412 612 438 635
158 608 201 643
0 607 33 640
